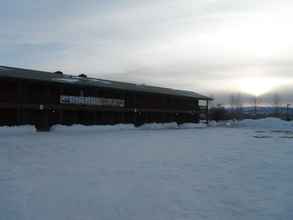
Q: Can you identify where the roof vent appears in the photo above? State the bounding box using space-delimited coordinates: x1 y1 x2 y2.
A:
54 71 63 75
78 73 87 78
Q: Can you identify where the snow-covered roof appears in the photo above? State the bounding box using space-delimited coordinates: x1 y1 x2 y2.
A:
0 66 212 100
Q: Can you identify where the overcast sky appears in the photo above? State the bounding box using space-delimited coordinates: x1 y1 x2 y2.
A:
1 0 293 104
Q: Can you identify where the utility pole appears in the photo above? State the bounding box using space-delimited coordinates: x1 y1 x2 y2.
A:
254 96 257 117
206 99 209 125
286 104 291 121
273 93 281 116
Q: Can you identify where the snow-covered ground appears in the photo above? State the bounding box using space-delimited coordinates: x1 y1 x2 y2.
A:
1 119 293 220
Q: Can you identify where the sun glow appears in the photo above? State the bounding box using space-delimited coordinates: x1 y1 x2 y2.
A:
237 77 288 96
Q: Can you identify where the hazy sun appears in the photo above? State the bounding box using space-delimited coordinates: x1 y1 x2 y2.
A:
237 77 287 96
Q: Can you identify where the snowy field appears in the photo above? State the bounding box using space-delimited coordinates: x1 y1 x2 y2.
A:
1 119 293 220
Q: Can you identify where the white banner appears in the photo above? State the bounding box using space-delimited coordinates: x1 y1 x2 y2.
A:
60 95 125 107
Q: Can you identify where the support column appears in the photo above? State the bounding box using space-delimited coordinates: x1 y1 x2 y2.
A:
59 86 64 124
206 100 209 125
16 80 23 125
133 93 137 125
35 108 50 132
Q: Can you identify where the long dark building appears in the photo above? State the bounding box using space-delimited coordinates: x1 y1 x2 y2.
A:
0 66 212 131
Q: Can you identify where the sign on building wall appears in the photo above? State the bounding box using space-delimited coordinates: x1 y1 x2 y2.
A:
60 95 125 107
199 100 208 107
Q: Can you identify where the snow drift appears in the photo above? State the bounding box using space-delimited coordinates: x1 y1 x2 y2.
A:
237 117 293 130
0 122 207 136
0 118 292 135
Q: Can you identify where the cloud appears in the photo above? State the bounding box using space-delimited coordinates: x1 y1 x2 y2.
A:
1 0 293 103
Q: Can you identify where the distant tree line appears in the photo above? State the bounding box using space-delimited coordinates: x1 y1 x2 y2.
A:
208 93 292 122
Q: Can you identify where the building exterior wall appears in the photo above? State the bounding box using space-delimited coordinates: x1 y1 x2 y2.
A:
0 77 203 131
